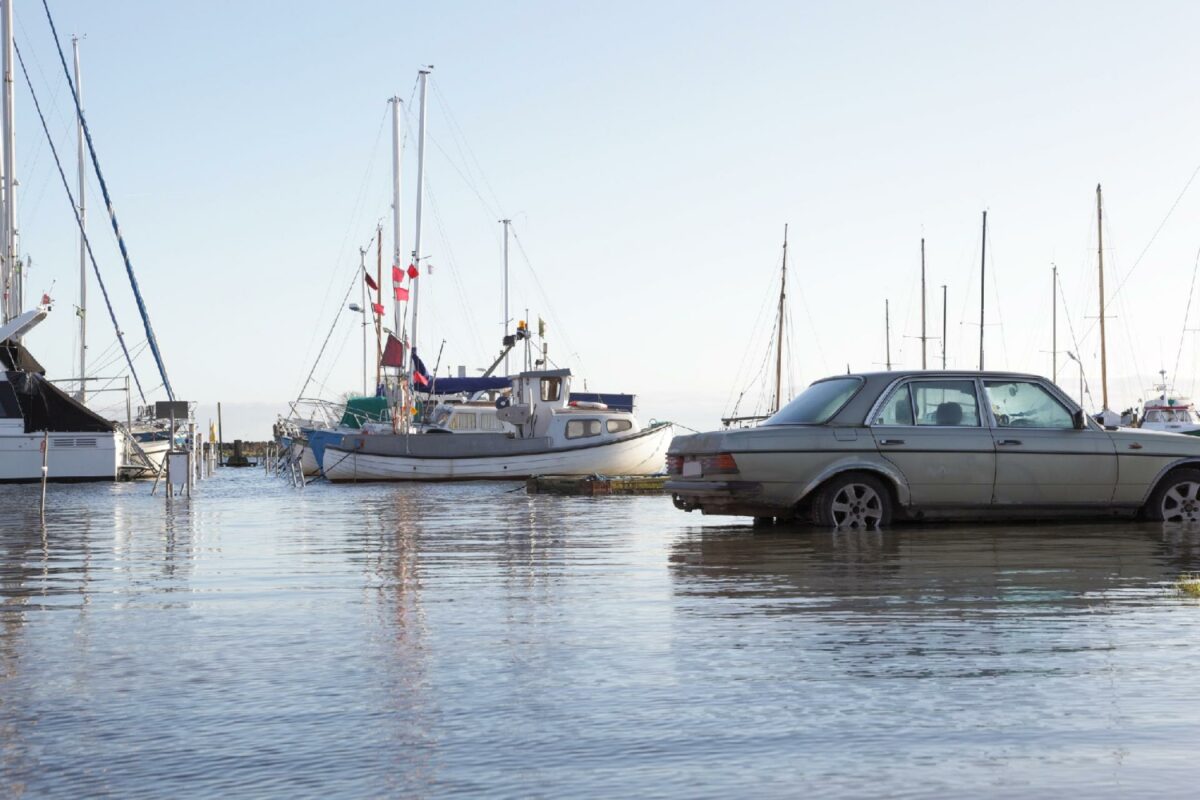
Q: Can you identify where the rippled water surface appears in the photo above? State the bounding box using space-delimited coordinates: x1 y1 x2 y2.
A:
3 471 1200 797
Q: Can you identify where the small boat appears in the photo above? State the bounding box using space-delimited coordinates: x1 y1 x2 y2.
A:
321 368 672 481
1136 372 1200 435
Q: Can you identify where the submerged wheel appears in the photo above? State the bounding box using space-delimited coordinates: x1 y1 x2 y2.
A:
1146 468 1200 523
811 472 892 530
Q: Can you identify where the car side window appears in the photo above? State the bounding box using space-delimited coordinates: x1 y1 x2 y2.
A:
874 384 914 425
911 380 981 427
984 381 1074 428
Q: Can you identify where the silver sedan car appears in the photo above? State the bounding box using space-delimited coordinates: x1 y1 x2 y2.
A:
666 371 1200 527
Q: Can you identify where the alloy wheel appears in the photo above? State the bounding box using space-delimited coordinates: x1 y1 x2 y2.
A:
830 483 884 529
1161 481 1200 523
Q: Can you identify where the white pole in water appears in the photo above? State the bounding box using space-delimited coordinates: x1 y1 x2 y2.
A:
389 95 403 344
0 0 15 325
40 431 48 517
410 68 430 365
501 218 511 375
74 36 87 402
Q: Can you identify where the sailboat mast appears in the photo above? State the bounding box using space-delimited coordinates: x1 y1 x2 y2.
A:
74 36 87 401
1097 183 1109 411
501 218 511 375
773 224 787 413
389 96 402 344
360 247 368 396
376 226 383 392
1051 264 1057 384
885 299 892 371
1 0 15 325
978 210 987 371
941 284 947 369
920 237 927 369
410 68 430 363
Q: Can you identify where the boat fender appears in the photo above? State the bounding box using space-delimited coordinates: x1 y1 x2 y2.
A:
570 400 608 410
496 396 512 410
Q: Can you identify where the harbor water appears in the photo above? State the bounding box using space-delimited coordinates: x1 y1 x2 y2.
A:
2 472 1200 797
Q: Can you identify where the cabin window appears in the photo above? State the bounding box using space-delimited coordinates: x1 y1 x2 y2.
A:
541 377 562 402
478 413 503 431
449 412 478 431
566 419 602 439
606 419 633 434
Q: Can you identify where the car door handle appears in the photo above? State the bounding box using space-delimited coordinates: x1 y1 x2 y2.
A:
878 438 905 445
997 439 1023 446
1128 442 1143 450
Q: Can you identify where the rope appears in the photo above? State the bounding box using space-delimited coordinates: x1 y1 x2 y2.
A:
13 40 146 402
41 0 173 400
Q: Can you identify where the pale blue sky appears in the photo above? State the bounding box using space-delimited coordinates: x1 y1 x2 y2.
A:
13 1 1200 437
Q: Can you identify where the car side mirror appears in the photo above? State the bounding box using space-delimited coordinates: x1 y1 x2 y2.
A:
1072 409 1086 430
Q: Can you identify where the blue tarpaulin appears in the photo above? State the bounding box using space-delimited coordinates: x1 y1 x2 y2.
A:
417 377 511 395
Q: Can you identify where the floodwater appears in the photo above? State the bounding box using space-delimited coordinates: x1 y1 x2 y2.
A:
2 472 1200 798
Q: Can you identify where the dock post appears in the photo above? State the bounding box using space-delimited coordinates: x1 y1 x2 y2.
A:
217 401 224 467
39 431 48 518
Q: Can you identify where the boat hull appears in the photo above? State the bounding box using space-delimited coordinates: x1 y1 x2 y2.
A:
0 430 122 483
322 424 672 482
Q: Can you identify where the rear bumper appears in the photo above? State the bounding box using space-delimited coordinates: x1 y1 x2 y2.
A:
665 479 791 517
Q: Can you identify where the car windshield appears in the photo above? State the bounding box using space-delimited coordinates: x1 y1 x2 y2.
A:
763 377 862 426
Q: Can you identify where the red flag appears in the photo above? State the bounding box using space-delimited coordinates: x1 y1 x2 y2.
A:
407 263 419 279
413 370 429 387
40 293 52 306
394 286 409 301
371 302 384 316
392 265 404 283
364 273 379 291
381 334 406 368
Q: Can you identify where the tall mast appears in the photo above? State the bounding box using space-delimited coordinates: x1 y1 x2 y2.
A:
389 96 402 343
920 237 927 369
773 224 788 413
978 210 987 370
1 0 15 325
1097 183 1109 411
501 218 511 375
376 226 383 392
885 299 892 371
941 284 947 369
360 247 368 396
1051 264 1057 384
74 35 87 401
410 68 430 363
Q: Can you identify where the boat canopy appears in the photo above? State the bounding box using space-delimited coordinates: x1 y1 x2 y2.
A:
417 376 510 395
339 396 391 429
4 370 115 433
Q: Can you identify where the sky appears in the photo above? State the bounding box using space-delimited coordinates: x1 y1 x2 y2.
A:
10 1 1200 439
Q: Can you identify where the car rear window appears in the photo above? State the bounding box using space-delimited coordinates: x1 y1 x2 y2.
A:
763 377 863 426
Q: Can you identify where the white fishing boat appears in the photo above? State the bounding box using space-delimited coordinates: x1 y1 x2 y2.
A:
1136 372 1200 436
322 368 672 481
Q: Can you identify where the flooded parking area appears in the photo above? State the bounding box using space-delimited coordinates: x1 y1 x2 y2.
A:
2 472 1199 797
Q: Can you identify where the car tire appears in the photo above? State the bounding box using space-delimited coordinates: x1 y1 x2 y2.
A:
1145 468 1200 523
810 472 892 530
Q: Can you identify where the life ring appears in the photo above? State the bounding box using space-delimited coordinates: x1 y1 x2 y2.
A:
569 400 608 410
495 396 512 410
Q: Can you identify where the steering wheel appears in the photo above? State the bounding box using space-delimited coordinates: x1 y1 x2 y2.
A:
996 413 1010 426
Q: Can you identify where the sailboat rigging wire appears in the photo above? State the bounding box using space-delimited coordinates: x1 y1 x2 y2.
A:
13 39 146 402
508 226 581 372
41 0 173 400
723 250 783 418
292 266 363 410
1170 247 1200 394
431 83 506 220
424 181 487 364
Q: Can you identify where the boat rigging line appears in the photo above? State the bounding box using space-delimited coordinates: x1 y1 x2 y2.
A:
40 0 173 400
1170 246 1200 394
12 38 146 402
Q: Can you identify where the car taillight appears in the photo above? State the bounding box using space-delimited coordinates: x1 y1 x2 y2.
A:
666 455 683 474
700 453 739 474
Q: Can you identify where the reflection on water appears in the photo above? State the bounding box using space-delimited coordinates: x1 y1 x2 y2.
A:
2 474 1199 797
